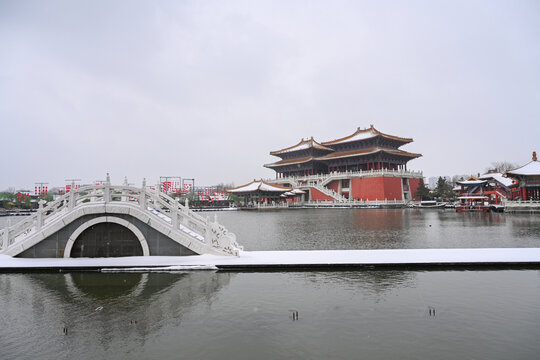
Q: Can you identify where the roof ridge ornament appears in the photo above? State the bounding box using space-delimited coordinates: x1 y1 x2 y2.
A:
533 151 537 162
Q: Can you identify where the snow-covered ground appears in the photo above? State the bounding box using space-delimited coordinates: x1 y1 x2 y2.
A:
1 248 540 271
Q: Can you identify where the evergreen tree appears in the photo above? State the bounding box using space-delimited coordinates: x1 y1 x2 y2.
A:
434 177 454 200
415 180 432 200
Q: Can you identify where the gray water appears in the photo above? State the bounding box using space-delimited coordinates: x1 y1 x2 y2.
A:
1 209 540 359
214 208 540 250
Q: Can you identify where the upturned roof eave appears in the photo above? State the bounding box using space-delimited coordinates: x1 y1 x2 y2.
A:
315 148 422 161
226 180 292 193
321 125 413 146
506 160 540 176
264 157 315 168
270 137 335 156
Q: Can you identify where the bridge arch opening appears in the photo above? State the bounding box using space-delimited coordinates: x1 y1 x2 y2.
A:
64 216 150 258
71 223 143 258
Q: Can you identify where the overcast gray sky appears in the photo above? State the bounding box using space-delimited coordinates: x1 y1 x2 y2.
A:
1 0 539 190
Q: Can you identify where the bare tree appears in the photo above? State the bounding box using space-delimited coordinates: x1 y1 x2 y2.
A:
485 161 518 173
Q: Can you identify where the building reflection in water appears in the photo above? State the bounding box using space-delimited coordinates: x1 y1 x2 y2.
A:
301 269 416 298
508 213 540 239
269 209 407 250
351 209 406 248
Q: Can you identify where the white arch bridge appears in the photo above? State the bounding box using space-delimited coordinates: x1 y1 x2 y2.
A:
0 177 242 258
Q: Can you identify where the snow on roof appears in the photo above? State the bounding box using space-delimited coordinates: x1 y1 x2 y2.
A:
479 172 515 187
317 147 421 161
321 125 413 146
506 160 540 176
264 156 314 168
226 180 292 193
456 179 487 186
270 137 334 156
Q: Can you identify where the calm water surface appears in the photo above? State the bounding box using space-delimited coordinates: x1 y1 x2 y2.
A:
213 208 540 250
1 209 540 359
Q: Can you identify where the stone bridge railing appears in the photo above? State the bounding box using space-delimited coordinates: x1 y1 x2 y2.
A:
0 176 242 257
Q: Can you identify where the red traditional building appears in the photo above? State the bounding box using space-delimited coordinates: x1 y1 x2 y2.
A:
506 151 540 201
478 172 520 202
265 125 424 202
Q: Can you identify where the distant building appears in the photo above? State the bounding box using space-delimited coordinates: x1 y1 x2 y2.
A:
455 171 521 212
227 180 293 207
455 176 491 212
478 172 520 202
506 151 540 201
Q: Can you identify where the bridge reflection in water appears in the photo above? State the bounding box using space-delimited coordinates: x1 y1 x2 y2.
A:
0 270 233 358
0 269 418 359
2 268 539 360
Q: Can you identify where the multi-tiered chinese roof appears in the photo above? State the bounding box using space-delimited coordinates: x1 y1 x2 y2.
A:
265 125 421 177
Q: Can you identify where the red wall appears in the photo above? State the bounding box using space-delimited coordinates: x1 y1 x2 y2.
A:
327 180 339 193
350 177 403 201
409 178 422 201
310 187 335 201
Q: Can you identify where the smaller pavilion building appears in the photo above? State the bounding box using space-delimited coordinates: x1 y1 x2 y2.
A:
227 180 293 207
478 172 520 202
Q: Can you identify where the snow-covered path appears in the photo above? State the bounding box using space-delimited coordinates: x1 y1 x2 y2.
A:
1 248 540 271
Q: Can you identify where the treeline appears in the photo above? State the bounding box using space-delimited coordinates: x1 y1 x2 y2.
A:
415 177 455 201
0 191 53 209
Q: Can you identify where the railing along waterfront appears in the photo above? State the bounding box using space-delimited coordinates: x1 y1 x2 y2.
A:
240 199 407 209
302 199 406 206
268 169 423 186
0 178 242 256
503 199 540 212
310 184 348 201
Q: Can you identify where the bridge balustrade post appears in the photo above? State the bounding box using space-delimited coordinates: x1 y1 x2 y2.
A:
122 176 128 202
140 178 147 210
154 182 161 204
37 200 45 231
2 227 8 250
172 199 179 229
104 173 111 203
68 181 75 210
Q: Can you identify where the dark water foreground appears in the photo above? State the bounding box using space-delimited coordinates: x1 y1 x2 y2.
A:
1 270 539 360
1 209 540 359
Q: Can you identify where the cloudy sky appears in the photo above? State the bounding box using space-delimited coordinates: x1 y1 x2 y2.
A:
1 0 539 190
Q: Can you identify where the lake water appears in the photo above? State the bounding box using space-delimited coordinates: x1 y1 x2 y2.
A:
1 209 540 359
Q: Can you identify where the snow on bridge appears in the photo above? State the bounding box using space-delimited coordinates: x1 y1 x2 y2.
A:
0 175 242 258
